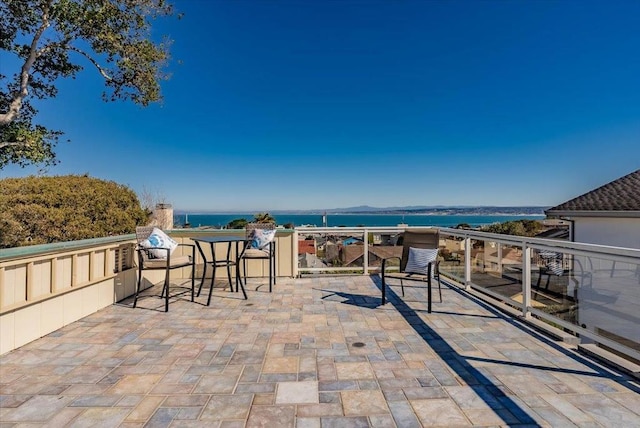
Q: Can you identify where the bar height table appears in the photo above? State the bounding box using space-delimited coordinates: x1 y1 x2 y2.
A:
192 236 248 305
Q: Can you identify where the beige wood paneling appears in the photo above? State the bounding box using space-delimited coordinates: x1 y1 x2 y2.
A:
2 265 27 308
55 256 73 291
31 260 52 300
0 312 14 354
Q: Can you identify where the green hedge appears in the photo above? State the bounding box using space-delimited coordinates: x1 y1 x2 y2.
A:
0 175 149 248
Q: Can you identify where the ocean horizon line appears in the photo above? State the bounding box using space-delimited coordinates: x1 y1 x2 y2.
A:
177 212 546 216
173 213 545 229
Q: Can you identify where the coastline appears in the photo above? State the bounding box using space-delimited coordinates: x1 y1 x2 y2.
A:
173 213 545 229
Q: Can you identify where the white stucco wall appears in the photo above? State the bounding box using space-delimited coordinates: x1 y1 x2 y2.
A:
573 217 640 249
571 216 640 353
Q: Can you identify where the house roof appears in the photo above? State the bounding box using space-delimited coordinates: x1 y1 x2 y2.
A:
298 240 316 255
545 169 640 218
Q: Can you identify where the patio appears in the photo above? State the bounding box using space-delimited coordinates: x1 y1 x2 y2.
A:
1 275 640 427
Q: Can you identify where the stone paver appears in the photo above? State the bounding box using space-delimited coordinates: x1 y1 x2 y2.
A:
1 275 639 427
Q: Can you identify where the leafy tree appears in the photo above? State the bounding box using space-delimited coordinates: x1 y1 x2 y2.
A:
0 175 149 248
0 0 176 169
253 212 276 224
481 220 543 237
455 223 472 229
227 218 248 230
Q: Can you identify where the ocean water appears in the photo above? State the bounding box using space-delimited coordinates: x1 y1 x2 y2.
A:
174 213 544 229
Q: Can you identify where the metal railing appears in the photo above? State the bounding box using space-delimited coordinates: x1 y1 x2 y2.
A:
2 226 638 363
295 226 640 363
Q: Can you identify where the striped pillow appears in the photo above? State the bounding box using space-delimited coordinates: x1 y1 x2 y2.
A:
539 250 560 260
547 260 564 276
405 247 438 275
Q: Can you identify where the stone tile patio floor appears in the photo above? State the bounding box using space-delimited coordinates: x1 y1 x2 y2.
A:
1 275 640 427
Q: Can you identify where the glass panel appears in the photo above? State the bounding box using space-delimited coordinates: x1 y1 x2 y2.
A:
470 239 524 301
576 255 639 354
438 234 465 283
367 230 403 273
531 249 576 323
297 230 366 273
533 250 640 355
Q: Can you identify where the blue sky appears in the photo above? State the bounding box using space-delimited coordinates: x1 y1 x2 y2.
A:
3 0 640 211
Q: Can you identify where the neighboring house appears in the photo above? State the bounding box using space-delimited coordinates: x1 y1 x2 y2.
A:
342 237 363 246
545 169 640 249
340 245 402 268
545 169 640 355
372 233 402 246
298 239 316 255
298 253 327 269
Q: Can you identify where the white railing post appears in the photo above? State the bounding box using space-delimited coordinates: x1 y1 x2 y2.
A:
363 228 369 275
293 228 299 278
464 235 472 289
522 244 532 319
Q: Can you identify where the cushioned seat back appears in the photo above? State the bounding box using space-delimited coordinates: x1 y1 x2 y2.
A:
136 226 156 261
245 222 276 239
400 229 439 272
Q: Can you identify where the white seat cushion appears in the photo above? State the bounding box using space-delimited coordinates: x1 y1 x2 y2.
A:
143 255 191 268
242 248 270 258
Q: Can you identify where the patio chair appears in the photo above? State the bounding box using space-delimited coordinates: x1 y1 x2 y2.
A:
381 228 442 312
240 222 277 292
536 251 593 292
133 226 195 312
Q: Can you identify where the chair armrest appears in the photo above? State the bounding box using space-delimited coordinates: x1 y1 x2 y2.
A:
382 256 401 275
176 243 196 262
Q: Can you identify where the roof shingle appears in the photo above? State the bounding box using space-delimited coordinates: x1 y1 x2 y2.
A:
546 169 640 216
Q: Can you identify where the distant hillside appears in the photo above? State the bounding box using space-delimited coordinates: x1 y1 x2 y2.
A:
272 206 548 215
180 206 548 216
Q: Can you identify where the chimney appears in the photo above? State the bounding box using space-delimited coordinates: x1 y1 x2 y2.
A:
153 203 174 230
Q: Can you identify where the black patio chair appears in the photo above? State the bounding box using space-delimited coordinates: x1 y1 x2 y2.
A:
133 226 195 312
381 228 442 312
240 223 277 292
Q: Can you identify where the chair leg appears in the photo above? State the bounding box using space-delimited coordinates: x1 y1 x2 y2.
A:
191 263 195 302
238 270 248 300
226 262 234 292
400 279 405 297
164 269 170 312
235 256 248 299
273 243 277 285
381 274 386 305
133 267 142 308
207 263 216 306
437 274 442 303
269 256 273 292
427 275 432 313
242 259 247 290
545 274 551 290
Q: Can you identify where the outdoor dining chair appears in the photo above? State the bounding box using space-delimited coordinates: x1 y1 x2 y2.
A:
133 226 195 312
240 222 277 292
381 228 442 312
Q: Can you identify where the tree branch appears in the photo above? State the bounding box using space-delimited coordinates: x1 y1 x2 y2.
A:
0 1 52 126
0 142 27 149
66 46 113 81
